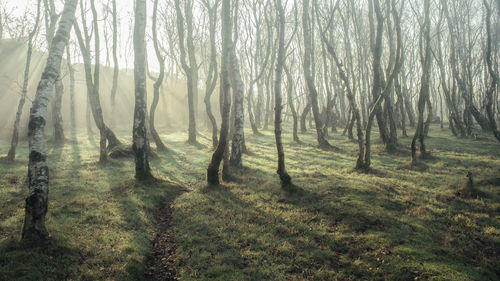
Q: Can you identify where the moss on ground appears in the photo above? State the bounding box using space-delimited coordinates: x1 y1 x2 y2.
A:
1 125 499 280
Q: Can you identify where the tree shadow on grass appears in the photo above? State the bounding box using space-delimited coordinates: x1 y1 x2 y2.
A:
108 178 187 280
0 237 85 280
175 185 355 280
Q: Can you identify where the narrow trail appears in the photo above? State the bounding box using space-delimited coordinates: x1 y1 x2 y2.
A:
144 200 178 281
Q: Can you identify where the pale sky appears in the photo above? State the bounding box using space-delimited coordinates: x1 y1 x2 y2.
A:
3 0 162 71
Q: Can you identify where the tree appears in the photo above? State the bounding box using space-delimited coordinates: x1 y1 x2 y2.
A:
302 0 334 149
74 0 121 163
284 64 300 143
411 0 432 164
43 0 65 143
228 1 246 168
149 0 167 151
274 0 291 188
110 0 119 118
482 0 500 142
66 45 76 134
133 0 152 180
174 0 198 144
202 0 219 149
7 0 41 162
207 0 231 186
362 0 402 170
318 2 365 170
22 0 78 242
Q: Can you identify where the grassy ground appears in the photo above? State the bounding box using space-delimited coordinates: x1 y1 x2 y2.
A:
0 125 499 280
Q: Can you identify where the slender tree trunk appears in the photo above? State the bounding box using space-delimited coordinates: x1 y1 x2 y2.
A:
89 0 107 162
110 0 119 123
133 0 152 180
318 7 365 170
22 0 77 242
483 0 500 142
300 101 311 133
411 0 432 164
74 0 120 162
302 0 332 149
364 0 402 169
203 0 219 149
207 0 231 186
43 0 65 143
7 0 41 162
149 0 167 151
285 65 300 143
52 79 65 142
66 46 76 135
175 0 197 144
228 0 246 167
274 0 291 188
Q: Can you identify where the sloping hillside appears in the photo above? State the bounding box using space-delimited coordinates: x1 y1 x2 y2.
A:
0 39 216 139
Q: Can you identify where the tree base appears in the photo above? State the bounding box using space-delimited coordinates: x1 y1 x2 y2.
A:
279 172 292 190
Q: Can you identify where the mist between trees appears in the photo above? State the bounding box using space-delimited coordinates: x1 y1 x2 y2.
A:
0 0 498 275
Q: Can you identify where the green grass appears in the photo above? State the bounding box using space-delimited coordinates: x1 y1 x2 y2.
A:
1 125 499 280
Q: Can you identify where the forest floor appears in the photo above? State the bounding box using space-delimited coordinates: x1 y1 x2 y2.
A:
0 124 499 280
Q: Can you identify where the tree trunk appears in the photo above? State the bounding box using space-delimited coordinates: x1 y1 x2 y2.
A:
285 65 300 143
228 46 245 166
203 0 219 149
411 0 432 164
302 0 332 149
274 0 291 188
22 0 77 242
110 0 119 123
52 79 65 142
7 0 41 162
43 0 64 143
149 0 167 151
483 0 500 142
74 0 121 162
66 46 76 135
175 0 197 144
133 0 152 180
300 101 311 133
364 0 402 169
207 0 231 186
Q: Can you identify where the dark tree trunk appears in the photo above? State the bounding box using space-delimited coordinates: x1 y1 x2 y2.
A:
483 0 500 142
364 0 402 169
207 0 232 186
300 101 311 133
411 0 432 164
302 0 333 149
274 0 291 188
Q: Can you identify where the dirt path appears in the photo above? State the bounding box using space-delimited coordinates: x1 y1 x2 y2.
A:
144 200 178 281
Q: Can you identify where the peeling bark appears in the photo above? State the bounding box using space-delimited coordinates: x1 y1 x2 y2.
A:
22 0 77 242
